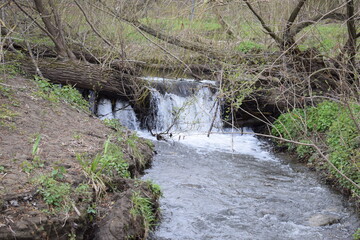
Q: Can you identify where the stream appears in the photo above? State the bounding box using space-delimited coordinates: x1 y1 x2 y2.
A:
96 77 359 240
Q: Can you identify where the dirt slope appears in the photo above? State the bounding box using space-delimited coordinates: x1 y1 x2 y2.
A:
0 74 158 239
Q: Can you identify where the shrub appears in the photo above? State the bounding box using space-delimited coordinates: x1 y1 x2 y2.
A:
272 101 360 197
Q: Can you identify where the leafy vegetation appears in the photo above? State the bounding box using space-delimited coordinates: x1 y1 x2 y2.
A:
272 101 360 197
33 76 89 112
130 191 157 232
354 228 360 240
0 104 17 129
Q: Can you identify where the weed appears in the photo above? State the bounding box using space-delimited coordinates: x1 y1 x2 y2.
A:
103 118 124 131
145 180 162 198
0 165 5 173
0 62 22 77
130 191 156 232
32 134 41 156
21 161 35 174
354 228 360 240
36 175 71 208
0 104 17 129
33 76 89 112
235 40 264 53
78 137 130 197
73 133 82 140
51 166 66 180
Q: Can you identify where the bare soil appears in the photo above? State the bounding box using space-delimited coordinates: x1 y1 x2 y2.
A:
0 74 157 239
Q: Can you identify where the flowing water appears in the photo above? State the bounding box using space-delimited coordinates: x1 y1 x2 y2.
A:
96 77 359 240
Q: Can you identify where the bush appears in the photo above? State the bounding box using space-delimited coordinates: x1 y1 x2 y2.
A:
272 101 360 197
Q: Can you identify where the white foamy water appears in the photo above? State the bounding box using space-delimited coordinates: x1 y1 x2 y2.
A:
149 87 221 133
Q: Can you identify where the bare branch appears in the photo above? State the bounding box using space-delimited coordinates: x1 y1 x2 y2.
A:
290 13 347 37
242 0 283 46
73 0 115 49
285 0 307 34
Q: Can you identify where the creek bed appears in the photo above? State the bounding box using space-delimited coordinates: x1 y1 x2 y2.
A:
143 133 359 240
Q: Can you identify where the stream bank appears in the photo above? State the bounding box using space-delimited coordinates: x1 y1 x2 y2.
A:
0 74 159 239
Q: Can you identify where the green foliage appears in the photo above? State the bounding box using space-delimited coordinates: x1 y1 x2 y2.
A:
98 138 130 178
145 180 162 198
0 62 22 77
21 161 35 174
326 103 360 195
130 191 156 231
222 69 256 121
235 40 264 53
271 108 306 142
33 76 89 112
306 101 340 132
272 101 360 197
0 104 17 129
354 228 360 240
295 140 315 159
37 175 71 207
78 136 130 196
32 134 41 156
103 119 124 131
0 165 5 174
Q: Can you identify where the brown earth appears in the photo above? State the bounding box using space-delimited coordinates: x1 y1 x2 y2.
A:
0 74 159 239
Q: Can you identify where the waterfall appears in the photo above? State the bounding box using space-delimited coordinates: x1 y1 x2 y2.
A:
148 86 221 133
96 78 221 133
114 100 139 130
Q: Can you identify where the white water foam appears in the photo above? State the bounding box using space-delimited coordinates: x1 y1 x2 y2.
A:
149 87 221 132
97 98 114 120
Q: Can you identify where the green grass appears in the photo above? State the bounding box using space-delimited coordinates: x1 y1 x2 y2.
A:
130 191 156 232
298 24 346 55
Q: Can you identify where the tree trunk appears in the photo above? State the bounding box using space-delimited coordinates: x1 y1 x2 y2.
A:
32 0 76 60
20 57 147 100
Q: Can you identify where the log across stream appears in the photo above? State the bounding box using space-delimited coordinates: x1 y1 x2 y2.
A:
97 76 359 239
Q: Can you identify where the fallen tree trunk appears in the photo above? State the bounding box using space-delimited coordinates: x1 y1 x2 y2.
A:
19 57 147 100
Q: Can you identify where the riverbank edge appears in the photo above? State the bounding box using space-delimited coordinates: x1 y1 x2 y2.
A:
0 73 160 239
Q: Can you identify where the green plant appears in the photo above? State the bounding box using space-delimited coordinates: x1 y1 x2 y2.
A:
21 161 35 174
306 101 339 132
0 104 17 129
295 140 315 159
78 137 130 197
354 228 360 240
33 76 89 112
325 103 360 196
36 175 71 208
103 118 124 131
235 40 264 53
130 191 156 232
51 166 66 180
271 108 306 143
146 180 162 198
272 101 360 197
0 165 5 174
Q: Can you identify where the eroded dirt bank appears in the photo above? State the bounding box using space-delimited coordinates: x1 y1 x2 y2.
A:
0 74 159 239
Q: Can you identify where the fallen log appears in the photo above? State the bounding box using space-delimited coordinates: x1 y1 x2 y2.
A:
19 57 146 100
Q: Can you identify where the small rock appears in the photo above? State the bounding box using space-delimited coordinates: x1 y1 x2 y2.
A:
308 214 341 227
9 200 19 207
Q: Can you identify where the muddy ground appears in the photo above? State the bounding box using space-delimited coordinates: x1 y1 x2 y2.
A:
0 74 159 239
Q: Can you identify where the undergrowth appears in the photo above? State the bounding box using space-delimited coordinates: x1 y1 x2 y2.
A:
36 167 92 214
272 100 360 198
130 191 156 235
33 76 89 112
